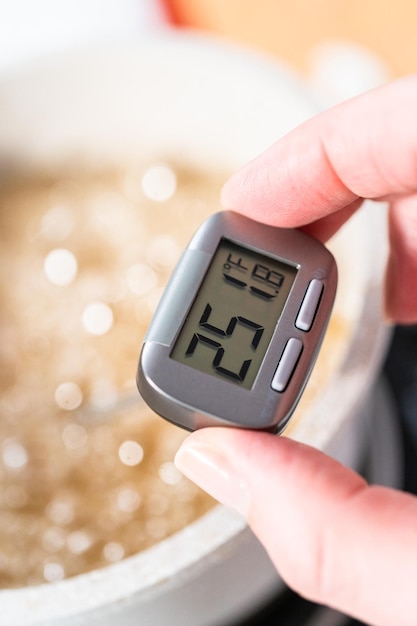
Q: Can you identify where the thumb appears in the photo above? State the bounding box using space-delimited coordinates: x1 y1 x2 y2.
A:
175 427 417 626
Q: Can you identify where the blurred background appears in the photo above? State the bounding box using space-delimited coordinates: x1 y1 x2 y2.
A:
2 0 417 76
167 0 417 77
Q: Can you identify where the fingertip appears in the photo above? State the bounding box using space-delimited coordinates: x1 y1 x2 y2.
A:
220 175 238 210
385 198 417 325
174 428 252 517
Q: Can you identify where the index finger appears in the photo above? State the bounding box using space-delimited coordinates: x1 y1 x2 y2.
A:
221 75 417 228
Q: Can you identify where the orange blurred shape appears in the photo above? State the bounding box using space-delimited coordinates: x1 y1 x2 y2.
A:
166 0 417 76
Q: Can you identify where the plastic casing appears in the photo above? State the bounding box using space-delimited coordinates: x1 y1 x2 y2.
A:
137 211 337 433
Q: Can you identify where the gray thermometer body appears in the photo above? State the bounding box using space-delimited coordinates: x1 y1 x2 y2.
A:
137 211 337 433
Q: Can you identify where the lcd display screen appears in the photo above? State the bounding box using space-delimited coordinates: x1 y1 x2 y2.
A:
170 239 298 389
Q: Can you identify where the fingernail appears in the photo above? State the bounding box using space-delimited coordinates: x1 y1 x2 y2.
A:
174 441 250 517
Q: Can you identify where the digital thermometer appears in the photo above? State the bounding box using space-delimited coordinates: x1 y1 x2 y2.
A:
137 211 337 433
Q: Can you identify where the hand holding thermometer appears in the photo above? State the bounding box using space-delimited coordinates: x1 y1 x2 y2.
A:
137 211 337 433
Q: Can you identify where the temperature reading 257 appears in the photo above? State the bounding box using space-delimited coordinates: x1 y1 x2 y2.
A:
171 239 298 391
137 211 337 433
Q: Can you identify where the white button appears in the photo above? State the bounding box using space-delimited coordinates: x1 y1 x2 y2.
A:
295 279 323 332
271 338 303 392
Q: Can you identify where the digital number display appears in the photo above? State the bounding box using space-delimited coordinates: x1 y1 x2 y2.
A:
170 239 298 389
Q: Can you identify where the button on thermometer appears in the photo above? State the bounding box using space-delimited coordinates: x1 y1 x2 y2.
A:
137 211 337 433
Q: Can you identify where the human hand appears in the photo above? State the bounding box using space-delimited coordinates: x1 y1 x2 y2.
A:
221 74 417 326
175 75 417 626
